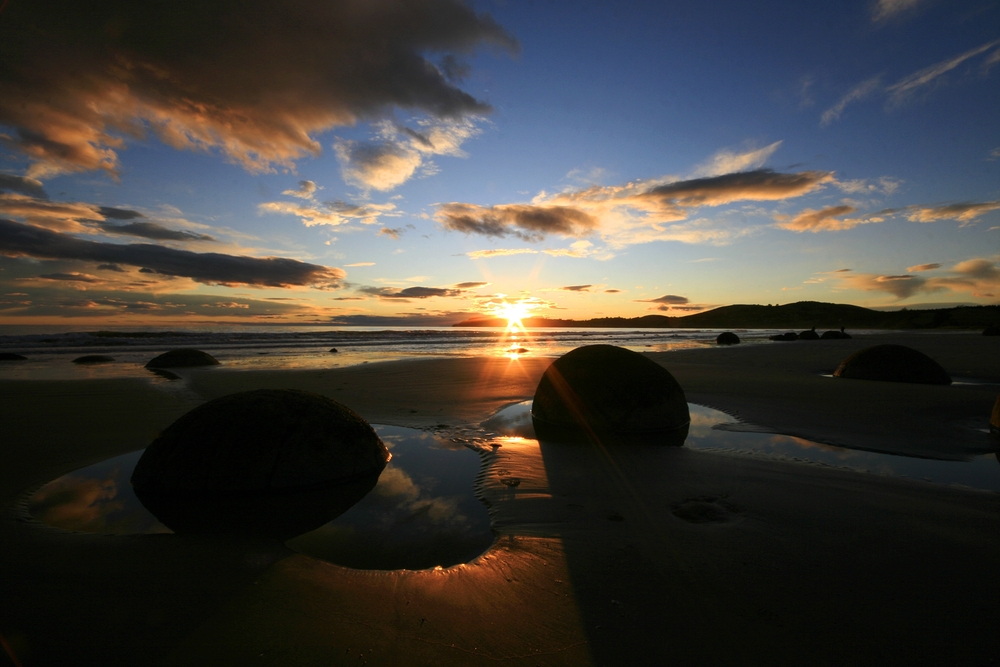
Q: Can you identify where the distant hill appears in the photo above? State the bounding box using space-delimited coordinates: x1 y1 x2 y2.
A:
453 301 1000 330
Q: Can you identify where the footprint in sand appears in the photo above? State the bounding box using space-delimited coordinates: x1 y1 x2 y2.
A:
671 495 742 524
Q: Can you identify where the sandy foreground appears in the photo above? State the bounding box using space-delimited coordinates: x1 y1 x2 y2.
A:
1 332 998 666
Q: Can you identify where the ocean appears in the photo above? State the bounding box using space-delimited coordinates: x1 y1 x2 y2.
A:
0 324 785 380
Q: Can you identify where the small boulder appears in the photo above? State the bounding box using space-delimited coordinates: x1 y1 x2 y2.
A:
769 332 798 341
984 326 1000 337
145 348 219 368
798 328 819 340
329 348 339 353
716 332 740 345
821 330 852 340
0 352 27 361
834 344 951 385
531 345 689 445
72 355 114 364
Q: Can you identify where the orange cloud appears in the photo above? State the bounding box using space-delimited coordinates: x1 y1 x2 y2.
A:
776 205 861 232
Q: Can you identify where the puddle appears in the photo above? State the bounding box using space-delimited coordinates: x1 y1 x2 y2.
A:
483 401 1000 492
28 424 494 570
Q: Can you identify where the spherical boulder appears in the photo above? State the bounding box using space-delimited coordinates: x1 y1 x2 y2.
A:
131 389 389 536
821 330 851 340
531 345 689 445
798 328 819 340
0 352 27 361
145 348 219 368
984 325 1000 337
716 332 740 345
329 347 339 353
769 332 798 341
833 344 951 385
72 355 114 364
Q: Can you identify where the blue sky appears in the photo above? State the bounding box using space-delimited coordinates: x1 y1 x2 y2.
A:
1 0 997 325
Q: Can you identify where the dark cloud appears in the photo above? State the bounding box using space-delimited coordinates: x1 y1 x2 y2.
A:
453 281 489 289
0 218 344 288
359 285 464 299
777 204 860 232
0 174 47 199
643 169 834 207
635 294 690 305
559 285 592 292
378 226 405 240
0 0 516 177
97 263 126 272
97 206 144 220
95 221 216 242
329 312 469 326
437 203 597 241
604 288 622 293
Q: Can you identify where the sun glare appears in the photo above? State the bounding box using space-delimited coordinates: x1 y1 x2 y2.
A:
498 301 531 332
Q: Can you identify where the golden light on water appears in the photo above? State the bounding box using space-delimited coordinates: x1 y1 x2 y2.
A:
491 299 534 358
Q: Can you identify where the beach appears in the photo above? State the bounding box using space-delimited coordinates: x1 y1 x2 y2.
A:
1 331 999 666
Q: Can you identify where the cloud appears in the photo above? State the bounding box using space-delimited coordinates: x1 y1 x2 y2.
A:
443 168 832 247
259 199 397 227
776 205 864 232
345 262 375 267
605 289 622 293
95 221 215 242
821 76 882 127
377 225 415 240
0 1 516 178
283 181 318 200
335 117 482 191
837 257 1000 299
0 174 47 199
835 177 901 196
454 281 489 289
872 0 926 22
904 201 1000 224
635 294 690 305
557 285 592 292
692 141 782 177
438 203 597 241
0 218 344 288
357 285 467 300
465 248 539 259
989 147 1000 161
887 39 1000 106
907 262 941 272
37 272 102 283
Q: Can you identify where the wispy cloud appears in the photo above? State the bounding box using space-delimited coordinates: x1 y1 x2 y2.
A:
259 199 398 227
887 39 1000 106
282 181 319 200
904 201 1000 224
907 262 941 272
821 76 882 127
692 141 782 177
465 248 539 259
776 205 864 232
836 257 1000 299
871 0 926 22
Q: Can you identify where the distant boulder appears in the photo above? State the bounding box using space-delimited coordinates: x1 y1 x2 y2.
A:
716 332 740 345
984 326 1000 336
834 344 951 385
145 348 219 369
821 330 852 340
72 355 114 364
131 389 389 536
531 345 689 445
798 328 819 340
769 332 798 341
0 352 27 361
329 348 339 353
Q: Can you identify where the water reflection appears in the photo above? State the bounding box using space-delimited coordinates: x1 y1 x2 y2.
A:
28 425 494 570
484 401 1000 492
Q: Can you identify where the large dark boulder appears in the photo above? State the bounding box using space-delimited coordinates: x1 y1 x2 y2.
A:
0 352 27 361
72 355 114 364
798 328 819 340
769 332 798 341
821 330 852 340
145 348 219 368
531 345 689 445
716 332 740 345
131 389 389 536
833 344 951 385
984 326 1000 336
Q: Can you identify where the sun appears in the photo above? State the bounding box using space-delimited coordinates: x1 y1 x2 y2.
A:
497 301 531 332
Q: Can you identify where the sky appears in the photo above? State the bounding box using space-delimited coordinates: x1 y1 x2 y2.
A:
0 0 998 326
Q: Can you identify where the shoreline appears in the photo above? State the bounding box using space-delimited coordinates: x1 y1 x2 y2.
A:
1 331 999 665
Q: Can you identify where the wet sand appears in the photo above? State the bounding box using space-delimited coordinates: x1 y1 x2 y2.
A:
1 332 998 665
